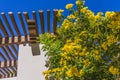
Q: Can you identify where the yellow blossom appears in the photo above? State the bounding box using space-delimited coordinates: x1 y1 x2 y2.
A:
66 4 74 9
58 9 64 13
83 59 91 67
74 45 82 50
61 52 67 57
79 70 84 76
101 42 108 50
95 12 103 20
94 54 100 60
105 11 116 19
66 66 79 77
76 1 82 5
67 14 75 19
43 70 51 75
62 44 74 52
62 66 67 70
57 9 64 17
52 68 61 72
66 69 73 77
80 31 88 37
62 19 72 29
107 35 118 46
62 42 79 52
80 7 88 13
74 39 82 44
57 12 61 17
102 79 107 80
66 39 72 43
93 32 101 38
119 45 120 48
109 66 119 75
94 50 99 55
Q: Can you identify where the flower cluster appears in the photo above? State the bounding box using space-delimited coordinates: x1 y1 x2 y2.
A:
109 66 119 75
38 0 120 80
66 4 74 9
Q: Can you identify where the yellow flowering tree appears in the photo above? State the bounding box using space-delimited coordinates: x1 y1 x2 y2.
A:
37 0 120 80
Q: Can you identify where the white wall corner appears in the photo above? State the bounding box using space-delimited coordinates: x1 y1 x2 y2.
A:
17 44 48 80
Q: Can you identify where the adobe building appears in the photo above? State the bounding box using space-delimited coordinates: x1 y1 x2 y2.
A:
0 10 58 80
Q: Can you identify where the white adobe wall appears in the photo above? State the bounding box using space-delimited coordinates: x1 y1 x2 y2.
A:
0 44 47 80
0 77 17 80
17 44 47 80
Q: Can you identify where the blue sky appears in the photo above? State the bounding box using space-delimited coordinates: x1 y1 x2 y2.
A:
0 0 120 61
0 0 120 13
0 0 120 35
